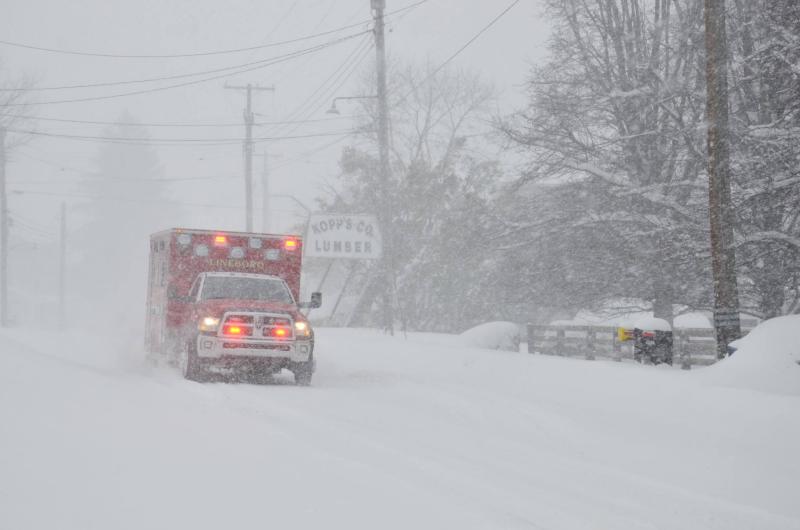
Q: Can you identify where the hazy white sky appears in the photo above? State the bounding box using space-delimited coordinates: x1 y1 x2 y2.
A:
1 0 550 235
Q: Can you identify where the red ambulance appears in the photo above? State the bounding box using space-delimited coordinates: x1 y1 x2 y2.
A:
146 228 321 385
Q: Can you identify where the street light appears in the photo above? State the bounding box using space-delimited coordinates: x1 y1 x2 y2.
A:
271 194 311 217
326 95 378 115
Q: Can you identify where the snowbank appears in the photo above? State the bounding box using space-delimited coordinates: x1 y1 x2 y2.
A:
674 312 712 328
458 321 521 352
697 315 800 395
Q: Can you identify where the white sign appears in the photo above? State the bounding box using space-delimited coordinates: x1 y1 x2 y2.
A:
305 214 383 260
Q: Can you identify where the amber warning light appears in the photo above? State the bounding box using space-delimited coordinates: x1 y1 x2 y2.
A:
214 235 227 245
284 239 298 250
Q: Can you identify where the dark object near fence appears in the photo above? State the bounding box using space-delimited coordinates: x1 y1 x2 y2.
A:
632 328 673 365
526 324 753 368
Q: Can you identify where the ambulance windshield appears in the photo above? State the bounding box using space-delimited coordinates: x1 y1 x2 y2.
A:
200 276 293 304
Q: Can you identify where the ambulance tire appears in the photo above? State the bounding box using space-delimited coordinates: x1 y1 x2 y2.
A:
182 339 208 382
292 356 314 386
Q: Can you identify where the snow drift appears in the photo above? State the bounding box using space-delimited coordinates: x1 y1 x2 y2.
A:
458 321 521 351
697 315 800 395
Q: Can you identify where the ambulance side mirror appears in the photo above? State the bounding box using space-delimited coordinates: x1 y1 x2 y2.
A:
300 292 322 309
310 292 322 308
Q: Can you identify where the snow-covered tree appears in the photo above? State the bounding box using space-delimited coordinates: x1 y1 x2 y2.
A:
319 64 502 332
728 0 800 316
500 0 712 322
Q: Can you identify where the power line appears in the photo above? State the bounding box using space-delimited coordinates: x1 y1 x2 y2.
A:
10 188 296 212
0 33 364 107
265 1 300 39
266 37 374 138
0 31 370 92
267 36 371 132
0 0 427 59
4 127 358 146
270 134 352 172
13 150 86 173
11 174 239 184
392 0 520 106
1 112 362 128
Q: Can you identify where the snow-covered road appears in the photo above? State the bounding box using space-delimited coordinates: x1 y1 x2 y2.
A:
1 326 798 530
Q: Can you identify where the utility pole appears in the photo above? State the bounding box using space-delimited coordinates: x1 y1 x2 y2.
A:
0 127 7 327
261 149 271 233
58 202 66 330
704 0 741 358
225 83 274 232
372 0 394 334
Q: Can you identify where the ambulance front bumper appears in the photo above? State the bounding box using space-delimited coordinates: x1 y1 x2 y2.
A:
196 335 312 362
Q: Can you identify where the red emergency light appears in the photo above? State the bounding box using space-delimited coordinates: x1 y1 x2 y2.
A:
284 239 298 251
223 325 252 336
272 327 290 338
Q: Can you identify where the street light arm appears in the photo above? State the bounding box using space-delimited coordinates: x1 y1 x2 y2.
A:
271 194 311 215
327 95 379 114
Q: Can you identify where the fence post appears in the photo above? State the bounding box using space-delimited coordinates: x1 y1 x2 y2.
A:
527 324 534 354
586 328 596 360
679 330 692 370
556 328 565 356
612 331 622 361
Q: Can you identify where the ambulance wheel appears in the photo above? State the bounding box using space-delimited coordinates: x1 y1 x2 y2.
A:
182 339 207 382
292 356 314 386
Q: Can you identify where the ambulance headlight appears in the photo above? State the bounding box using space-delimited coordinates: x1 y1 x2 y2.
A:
198 316 220 332
294 321 311 337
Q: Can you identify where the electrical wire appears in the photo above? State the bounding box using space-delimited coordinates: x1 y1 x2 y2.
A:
269 134 353 172
9 215 57 238
10 188 295 212
265 1 300 40
0 31 370 92
281 46 374 140
4 127 358 146
0 33 365 107
263 0 362 93
266 37 374 138
0 0 427 59
264 36 371 134
391 0 520 107
1 112 360 128
13 150 86 173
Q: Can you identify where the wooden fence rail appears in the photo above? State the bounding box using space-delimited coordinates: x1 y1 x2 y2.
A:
525 324 754 368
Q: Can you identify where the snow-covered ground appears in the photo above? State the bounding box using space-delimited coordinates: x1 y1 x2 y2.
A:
1 322 799 530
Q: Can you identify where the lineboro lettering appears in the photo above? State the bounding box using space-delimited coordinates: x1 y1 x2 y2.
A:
206 259 268 271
